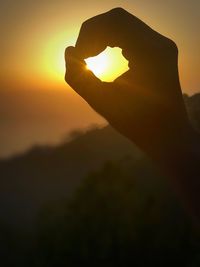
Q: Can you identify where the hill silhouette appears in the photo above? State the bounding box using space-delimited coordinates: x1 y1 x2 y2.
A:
0 93 199 229
0 125 141 229
0 93 199 266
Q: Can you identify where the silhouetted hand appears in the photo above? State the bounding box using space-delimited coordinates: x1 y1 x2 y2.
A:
65 8 190 162
65 8 200 224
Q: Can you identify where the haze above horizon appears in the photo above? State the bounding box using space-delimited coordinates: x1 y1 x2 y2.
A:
0 0 199 157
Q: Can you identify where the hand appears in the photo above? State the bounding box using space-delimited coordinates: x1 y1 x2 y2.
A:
65 8 200 224
65 8 191 162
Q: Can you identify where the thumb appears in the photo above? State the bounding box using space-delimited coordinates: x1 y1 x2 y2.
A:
65 46 105 105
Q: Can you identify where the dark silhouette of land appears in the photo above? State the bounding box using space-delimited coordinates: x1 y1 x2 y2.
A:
0 126 140 228
0 93 199 266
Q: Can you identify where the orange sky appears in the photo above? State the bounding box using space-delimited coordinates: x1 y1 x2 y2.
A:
0 0 200 157
1 0 200 92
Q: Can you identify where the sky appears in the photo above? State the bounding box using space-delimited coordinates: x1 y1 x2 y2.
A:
0 0 200 158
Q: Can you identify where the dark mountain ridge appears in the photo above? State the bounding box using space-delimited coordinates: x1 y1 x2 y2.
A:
0 93 199 229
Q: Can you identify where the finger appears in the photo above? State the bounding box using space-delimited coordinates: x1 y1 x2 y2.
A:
75 8 154 60
65 46 108 110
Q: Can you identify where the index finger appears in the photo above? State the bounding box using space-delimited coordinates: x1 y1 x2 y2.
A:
75 8 154 59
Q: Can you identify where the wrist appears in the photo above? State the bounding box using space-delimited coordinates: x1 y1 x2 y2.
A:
160 127 200 225
157 125 200 177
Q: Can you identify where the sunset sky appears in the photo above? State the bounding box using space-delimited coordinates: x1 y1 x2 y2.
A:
1 0 200 158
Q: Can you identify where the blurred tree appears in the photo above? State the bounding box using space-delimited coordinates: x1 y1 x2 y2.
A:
36 158 200 266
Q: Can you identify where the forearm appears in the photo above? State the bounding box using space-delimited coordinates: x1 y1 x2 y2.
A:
159 128 200 225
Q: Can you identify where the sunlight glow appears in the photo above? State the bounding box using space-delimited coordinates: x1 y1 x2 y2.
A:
86 52 108 76
85 47 129 82
41 30 77 86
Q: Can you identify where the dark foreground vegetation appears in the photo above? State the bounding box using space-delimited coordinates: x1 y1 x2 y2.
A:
0 94 200 266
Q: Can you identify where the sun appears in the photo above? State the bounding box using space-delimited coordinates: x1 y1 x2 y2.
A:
85 47 129 82
85 52 108 76
40 30 77 87
40 34 129 87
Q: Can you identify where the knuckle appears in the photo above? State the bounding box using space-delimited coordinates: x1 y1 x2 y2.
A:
65 71 70 84
81 18 93 32
110 7 126 15
171 40 178 54
65 68 73 85
64 48 70 59
81 20 88 30
161 37 178 58
65 46 75 60
167 38 178 54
